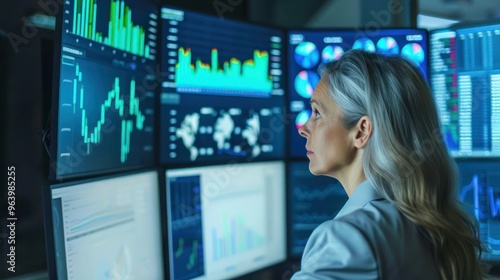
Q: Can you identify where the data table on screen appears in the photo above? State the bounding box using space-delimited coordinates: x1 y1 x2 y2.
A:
431 25 500 158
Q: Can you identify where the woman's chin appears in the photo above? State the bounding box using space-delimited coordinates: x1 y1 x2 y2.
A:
308 163 322 175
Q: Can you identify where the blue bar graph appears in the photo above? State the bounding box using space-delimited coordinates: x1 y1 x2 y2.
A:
212 214 265 261
168 175 205 280
459 170 500 258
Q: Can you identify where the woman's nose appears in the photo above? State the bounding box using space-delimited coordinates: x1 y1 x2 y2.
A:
298 120 309 138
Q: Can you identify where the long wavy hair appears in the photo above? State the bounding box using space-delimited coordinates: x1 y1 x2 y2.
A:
318 50 485 279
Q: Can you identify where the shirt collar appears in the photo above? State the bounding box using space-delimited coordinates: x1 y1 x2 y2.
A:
334 180 384 219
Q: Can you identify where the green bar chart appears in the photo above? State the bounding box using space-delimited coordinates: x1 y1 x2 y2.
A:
175 47 273 96
211 214 265 261
71 0 151 58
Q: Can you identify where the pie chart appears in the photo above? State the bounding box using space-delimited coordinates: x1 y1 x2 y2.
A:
295 71 320 99
353 38 376 52
401 43 425 66
322 45 344 63
294 42 320 69
296 110 312 130
376 37 399 55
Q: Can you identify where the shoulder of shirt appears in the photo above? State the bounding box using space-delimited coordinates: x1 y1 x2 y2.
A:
318 199 402 236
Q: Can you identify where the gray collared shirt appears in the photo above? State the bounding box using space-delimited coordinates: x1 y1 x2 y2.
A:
291 180 440 280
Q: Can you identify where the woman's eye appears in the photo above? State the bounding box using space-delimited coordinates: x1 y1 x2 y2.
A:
313 109 321 119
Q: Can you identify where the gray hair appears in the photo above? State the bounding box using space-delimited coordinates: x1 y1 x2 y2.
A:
319 50 485 279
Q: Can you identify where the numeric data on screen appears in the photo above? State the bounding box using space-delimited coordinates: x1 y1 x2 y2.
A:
431 26 500 158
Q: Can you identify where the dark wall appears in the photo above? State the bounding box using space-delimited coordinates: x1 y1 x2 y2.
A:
167 0 248 21
1 29 52 279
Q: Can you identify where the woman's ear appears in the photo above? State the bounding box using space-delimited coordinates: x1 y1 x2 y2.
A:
353 116 372 149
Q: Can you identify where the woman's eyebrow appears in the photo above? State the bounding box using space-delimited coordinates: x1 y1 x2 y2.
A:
310 99 323 109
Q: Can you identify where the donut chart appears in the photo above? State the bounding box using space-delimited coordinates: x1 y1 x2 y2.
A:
401 43 425 65
376 37 399 55
353 38 376 52
294 42 320 69
295 110 312 130
322 45 344 63
294 71 320 99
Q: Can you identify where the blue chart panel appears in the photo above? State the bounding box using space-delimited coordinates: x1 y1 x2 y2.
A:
160 7 285 164
294 42 320 69
321 45 344 63
401 43 425 66
288 162 348 257
161 7 284 98
160 95 284 164
295 110 311 132
211 214 266 261
353 38 376 52
457 160 500 261
294 71 320 99
55 55 155 178
288 29 428 158
376 37 399 55
168 176 205 280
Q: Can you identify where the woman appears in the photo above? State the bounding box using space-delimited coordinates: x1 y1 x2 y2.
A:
292 50 485 280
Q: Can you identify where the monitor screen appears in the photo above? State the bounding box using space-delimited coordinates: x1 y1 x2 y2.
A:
50 0 159 180
456 159 500 262
430 24 500 158
287 161 348 258
165 161 286 280
160 7 286 165
288 28 429 158
45 170 164 279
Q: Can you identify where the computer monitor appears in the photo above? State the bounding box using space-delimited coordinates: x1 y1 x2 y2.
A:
43 170 164 279
160 7 286 165
288 28 429 158
165 161 286 279
49 0 159 180
430 24 500 158
456 159 500 262
287 161 348 258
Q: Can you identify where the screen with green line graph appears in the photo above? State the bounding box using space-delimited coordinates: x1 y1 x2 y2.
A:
160 7 286 165
51 0 158 179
